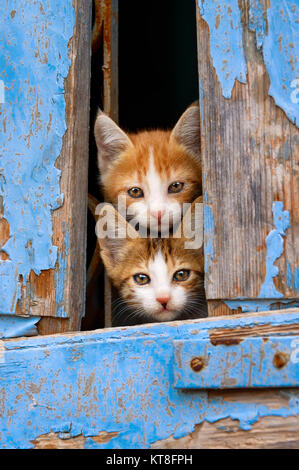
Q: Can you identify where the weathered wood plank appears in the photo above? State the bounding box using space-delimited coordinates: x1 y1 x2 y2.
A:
31 430 119 449
0 1 91 334
173 336 299 389
103 0 119 122
1 308 298 448
151 413 299 449
37 0 92 333
197 1 299 315
101 0 119 327
0 0 74 318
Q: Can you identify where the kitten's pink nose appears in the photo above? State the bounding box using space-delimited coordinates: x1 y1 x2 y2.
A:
151 210 165 222
156 296 171 309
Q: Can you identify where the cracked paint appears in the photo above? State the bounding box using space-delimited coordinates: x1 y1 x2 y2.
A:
224 202 294 313
0 309 298 448
0 0 75 314
198 0 247 99
199 0 299 126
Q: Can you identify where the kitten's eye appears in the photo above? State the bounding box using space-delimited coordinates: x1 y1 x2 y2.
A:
173 269 190 282
133 273 150 285
128 187 144 198
168 182 184 193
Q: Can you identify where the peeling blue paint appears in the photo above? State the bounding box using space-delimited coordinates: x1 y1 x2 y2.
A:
282 137 291 161
198 0 247 98
249 0 299 127
225 299 299 313
204 204 215 276
287 262 299 293
249 0 266 50
293 266 299 292
259 201 290 298
0 1 75 314
224 201 299 312
199 79 205 130
200 0 299 127
174 336 299 389
0 309 298 448
55 228 69 318
224 201 295 313
263 1 299 127
0 315 39 339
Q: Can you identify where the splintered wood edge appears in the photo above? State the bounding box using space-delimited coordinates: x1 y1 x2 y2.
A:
151 414 299 449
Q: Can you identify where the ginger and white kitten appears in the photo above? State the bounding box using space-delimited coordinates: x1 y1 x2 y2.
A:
97 203 207 324
94 104 201 232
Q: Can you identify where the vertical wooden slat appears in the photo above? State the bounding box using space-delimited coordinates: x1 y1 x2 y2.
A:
196 1 299 316
0 0 91 334
37 0 92 334
101 0 119 327
103 0 119 122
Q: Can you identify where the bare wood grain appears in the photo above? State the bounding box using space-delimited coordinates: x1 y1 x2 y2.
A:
31 430 118 449
151 413 299 449
102 0 119 123
6 307 296 345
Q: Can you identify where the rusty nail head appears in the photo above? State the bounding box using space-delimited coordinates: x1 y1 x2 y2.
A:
273 351 289 369
190 356 204 372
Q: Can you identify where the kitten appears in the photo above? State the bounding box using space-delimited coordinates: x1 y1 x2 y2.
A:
97 202 207 324
94 103 201 233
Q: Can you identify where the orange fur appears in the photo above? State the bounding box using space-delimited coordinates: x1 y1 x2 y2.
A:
97 201 206 324
93 104 205 324
94 104 202 229
101 236 206 324
103 130 201 208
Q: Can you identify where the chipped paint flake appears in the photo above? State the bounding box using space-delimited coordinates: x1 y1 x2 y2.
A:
204 204 215 276
225 299 299 313
200 0 299 127
259 202 290 299
0 1 75 314
225 201 294 313
55 229 70 318
0 315 39 339
0 340 5 363
287 263 299 294
198 0 247 98
173 336 299 389
249 0 299 127
0 309 298 448
249 0 267 50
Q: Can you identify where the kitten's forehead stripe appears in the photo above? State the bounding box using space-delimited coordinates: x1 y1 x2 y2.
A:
145 147 165 207
148 250 171 292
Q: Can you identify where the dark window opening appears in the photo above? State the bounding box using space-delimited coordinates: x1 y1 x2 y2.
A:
119 0 199 132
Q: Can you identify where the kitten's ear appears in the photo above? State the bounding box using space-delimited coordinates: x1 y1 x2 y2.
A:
170 104 201 164
96 203 139 269
94 110 133 175
173 196 203 249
